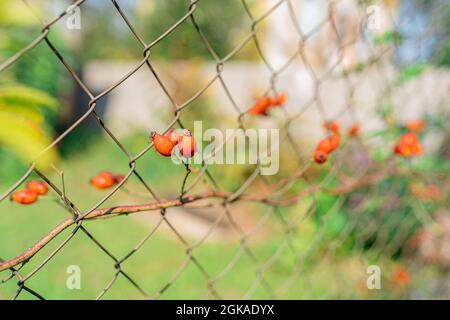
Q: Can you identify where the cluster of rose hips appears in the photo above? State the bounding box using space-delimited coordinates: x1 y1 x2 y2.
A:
90 171 125 189
151 128 196 158
393 120 425 158
10 180 48 205
393 133 423 157
313 121 341 164
250 93 286 116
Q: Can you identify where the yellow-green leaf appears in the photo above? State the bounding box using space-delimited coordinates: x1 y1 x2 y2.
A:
0 85 58 110
0 110 57 169
0 0 42 27
0 103 44 123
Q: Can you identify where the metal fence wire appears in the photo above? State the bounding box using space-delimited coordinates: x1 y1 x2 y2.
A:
0 0 449 299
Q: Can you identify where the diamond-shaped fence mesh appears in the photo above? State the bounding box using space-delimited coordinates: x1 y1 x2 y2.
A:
0 0 449 299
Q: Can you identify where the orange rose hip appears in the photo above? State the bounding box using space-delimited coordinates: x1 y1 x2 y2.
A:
151 131 175 157
314 150 328 164
91 171 115 189
178 129 196 158
26 180 48 195
11 189 38 205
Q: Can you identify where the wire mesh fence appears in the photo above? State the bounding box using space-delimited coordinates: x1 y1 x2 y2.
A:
0 0 449 299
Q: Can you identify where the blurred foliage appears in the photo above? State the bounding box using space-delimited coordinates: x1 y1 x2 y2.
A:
0 85 59 173
436 37 450 66
0 1 70 97
79 0 253 61
0 0 69 180
435 6 450 66
312 113 449 260
0 0 37 27
0 29 70 97
373 30 403 47
396 63 428 85
137 0 248 59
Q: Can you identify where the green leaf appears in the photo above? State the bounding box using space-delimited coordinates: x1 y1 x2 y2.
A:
0 110 57 169
0 103 44 123
0 0 42 27
325 212 347 239
316 191 338 216
373 30 403 46
0 85 58 110
397 63 428 85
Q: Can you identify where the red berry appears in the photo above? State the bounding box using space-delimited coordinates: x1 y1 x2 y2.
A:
316 139 332 154
314 150 328 164
274 92 286 105
250 97 270 116
151 131 175 157
268 97 278 106
406 120 426 133
26 180 48 195
178 129 196 158
410 142 423 155
400 132 418 146
328 134 340 152
165 129 181 145
348 124 360 137
11 189 38 205
324 121 340 134
392 268 410 287
394 133 423 157
91 171 115 189
268 93 286 107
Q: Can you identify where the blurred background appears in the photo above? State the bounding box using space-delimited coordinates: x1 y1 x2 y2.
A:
0 0 449 299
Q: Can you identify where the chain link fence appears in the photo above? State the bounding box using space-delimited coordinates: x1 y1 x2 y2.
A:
0 0 449 299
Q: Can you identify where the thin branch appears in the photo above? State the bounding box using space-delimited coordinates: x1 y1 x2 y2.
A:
0 189 307 272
